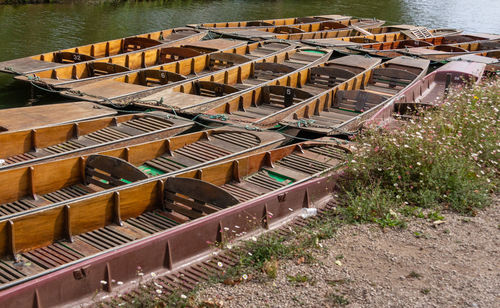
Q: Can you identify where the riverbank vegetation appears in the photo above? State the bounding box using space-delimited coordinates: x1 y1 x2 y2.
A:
339 78 498 226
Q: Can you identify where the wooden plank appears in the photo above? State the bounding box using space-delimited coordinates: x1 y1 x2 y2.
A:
0 102 116 133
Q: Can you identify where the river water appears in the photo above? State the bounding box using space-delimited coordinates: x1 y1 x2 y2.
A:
0 0 499 108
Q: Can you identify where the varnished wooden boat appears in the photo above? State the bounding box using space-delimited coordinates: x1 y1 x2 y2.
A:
368 61 487 125
187 14 354 29
215 24 461 41
203 17 385 36
58 40 298 102
193 55 382 128
0 112 194 170
400 39 500 61
278 56 430 135
347 35 500 59
0 102 115 133
0 28 206 75
301 28 468 48
0 127 284 218
0 138 349 291
14 39 248 90
131 47 333 111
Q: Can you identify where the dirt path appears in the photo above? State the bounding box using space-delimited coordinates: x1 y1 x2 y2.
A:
197 202 499 307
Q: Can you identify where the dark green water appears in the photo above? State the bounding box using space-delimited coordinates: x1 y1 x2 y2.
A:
0 0 499 108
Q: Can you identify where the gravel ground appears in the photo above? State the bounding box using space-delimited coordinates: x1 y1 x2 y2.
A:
196 201 499 308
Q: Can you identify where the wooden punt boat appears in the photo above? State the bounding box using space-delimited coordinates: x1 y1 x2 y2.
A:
0 139 349 291
204 18 385 37
131 47 333 112
347 35 500 59
400 39 500 61
215 24 461 42
0 28 206 75
58 40 298 102
302 31 481 48
367 61 487 125
192 55 382 128
0 127 284 218
0 102 115 133
188 14 354 29
278 56 430 135
0 112 194 170
14 39 248 90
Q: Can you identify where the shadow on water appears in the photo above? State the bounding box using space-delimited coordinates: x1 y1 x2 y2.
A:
0 0 498 108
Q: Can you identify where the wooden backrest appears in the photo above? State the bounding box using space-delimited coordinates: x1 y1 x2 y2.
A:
433 45 468 52
319 21 349 30
139 69 187 86
194 81 241 97
53 52 95 64
122 37 162 52
164 177 239 218
262 85 314 107
274 26 304 34
296 17 320 24
85 155 148 189
246 21 274 27
253 62 296 80
310 67 356 89
400 40 434 48
208 53 252 70
370 68 418 88
158 47 203 64
88 62 131 77
334 90 387 112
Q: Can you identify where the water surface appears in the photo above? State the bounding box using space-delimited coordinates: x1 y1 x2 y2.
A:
0 0 498 108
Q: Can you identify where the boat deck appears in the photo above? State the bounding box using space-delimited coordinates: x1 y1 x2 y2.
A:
0 102 116 133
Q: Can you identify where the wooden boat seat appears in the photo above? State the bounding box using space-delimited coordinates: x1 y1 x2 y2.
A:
160 30 199 42
477 40 500 50
53 52 95 64
246 21 274 27
433 45 469 52
164 177 239 218
262 85 314 108
296 17 321 24
122 37 162 53
88 62 130 77
309 66 356 90
369 67 418 91
400 40 434 48
248 44 291 57
85 155 148 189
349 37 378 44
158 47 204 64
333 90 387 112
319 21 349 30
289 52 325 64
208 53 252 70
274 26 304 34
139 69 187 86
194 81 241 97
263 42 293 51
250 62 296 83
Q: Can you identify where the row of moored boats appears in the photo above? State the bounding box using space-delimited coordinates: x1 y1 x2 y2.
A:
0 14 497 307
